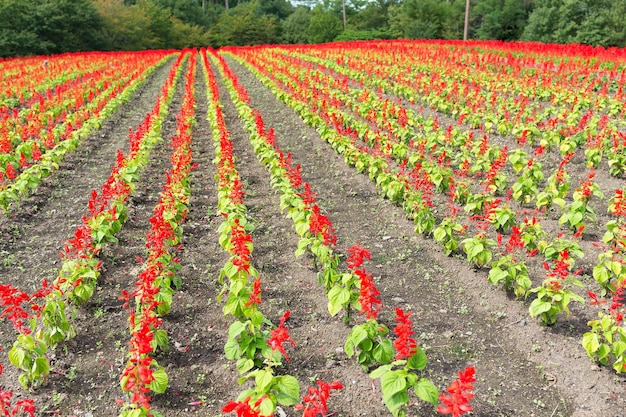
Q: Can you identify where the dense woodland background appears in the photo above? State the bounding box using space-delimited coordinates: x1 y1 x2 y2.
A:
0 0 625 57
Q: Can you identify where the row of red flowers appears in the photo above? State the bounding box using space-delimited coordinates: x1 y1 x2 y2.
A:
119 49 197 417
1 51 188 401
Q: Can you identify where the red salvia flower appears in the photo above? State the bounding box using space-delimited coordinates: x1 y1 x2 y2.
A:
346 244 371 270
309 205 336 246
505 226 524 253
302 183 317 208
4 163 17 180
245 278 262 307
223 396 265 417
437 366 476 417
355 269 382 320
269 311 296 361
295 380 344 417
393 307 417 360
587 291 607 306
231 219 253 272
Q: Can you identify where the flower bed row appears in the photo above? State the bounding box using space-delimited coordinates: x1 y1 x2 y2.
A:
223 46 626 373
212 50 475 416
202 48 329 417
282 41 626 173
3 50 190 394
118 50 198 417
0 51 142 110
0 50 177 211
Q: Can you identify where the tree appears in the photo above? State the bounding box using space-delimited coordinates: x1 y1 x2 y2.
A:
0 0 107 57
282 6 312 44
388 0 453 40
308 5 343 43
258 0 294 19
169 16 210 48
474 0 531 41
0 0 40 57
523 0 626 47
151 0 217 28
348 0 392 31
95 0 154 51
208 1 279 47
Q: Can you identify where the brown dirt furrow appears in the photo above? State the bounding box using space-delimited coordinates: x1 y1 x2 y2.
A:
223 56 626 417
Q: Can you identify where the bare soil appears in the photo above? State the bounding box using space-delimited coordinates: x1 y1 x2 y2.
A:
0 52 624 417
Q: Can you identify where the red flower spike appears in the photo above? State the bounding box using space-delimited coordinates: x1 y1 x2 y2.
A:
355 269 382 320
346 244 371 270
245 278 262 307
295 380 344 417
222 397 263 417
393 307 418 360
269 311 296 361
437 366 476 417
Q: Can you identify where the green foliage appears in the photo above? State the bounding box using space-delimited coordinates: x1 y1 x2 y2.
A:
344 320 393 370
0 0 107 57
523 0 626 47
96 0 210 51
281 6 312 44
308 5 343 43
348 0 393 31
389 0 444 39
583 312 626 373
473 0 532 41
152 0 217 28
209 1 279 47
258 0 294 20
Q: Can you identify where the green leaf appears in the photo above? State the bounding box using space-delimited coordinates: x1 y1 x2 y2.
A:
469 242 484 258
407 348 427 371
369 363 393 379
414 378 439 406
383 390 409 415
373 339 394 364
17 334 36 351
150 368 169 394
275 375 300 405
32 356 50 377
228 320 247 339
222 260 239 279
255 369 274 393
18 373 29 390
8 346 25 367
120 409 142 417
348 325 368 347
613 341 626 357
488 267 507 285
153 329 169 352
381 371 406 397
258 396 276 416
236 358 254 374
344 339 355 358
327 285 350 316
529 299 552 317
582 332 600 356
224 339 241 360
433 227 446 242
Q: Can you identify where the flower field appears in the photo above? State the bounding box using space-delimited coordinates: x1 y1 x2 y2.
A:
1 42 625 417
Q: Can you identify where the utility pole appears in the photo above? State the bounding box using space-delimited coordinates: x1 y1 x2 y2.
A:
342 0 347 30
463 0 470 40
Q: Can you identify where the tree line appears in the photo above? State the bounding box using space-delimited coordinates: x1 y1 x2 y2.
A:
1 0 625 58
